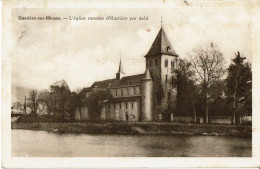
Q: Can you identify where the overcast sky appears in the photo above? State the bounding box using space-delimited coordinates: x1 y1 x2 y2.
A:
11 5 255 91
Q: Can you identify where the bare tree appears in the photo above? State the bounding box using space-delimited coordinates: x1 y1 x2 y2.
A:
189 43 225 123
28 89 38 115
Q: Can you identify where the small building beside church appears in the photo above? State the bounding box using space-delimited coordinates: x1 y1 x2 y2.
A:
75 27 179 122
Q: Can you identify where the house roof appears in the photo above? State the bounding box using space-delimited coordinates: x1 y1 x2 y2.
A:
143 68 152 80
145 27 178 57
111 74 145 87
91 78 116 88
90 73 145 89
82 87 92 92
78 87 92 98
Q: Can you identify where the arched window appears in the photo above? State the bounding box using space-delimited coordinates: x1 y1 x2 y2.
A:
171 76 174 84
171 60 175 68
165 75 168 82
165 59 168 67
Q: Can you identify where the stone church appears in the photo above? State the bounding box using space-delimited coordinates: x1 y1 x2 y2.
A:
74 27 179 122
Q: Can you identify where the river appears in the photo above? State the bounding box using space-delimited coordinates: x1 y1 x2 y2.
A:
12 129 251 157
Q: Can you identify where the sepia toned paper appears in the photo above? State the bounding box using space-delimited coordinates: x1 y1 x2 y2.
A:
2 0 260 168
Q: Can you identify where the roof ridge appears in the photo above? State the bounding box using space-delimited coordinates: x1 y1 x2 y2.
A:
121 73 144 78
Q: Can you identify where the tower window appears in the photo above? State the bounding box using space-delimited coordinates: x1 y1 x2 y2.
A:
126 103 128 109
165 59 168 67
171 76 174 84
121 89 123 96
167 46 171 53
132 102 134 108
115 90 117 96
166 75 168 82
171 60 175 68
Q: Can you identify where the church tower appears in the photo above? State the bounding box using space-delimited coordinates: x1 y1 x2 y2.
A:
144 27 179 121
116 58 125 80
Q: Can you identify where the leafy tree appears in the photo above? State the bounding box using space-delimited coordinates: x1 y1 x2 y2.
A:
226 51 252 124
208 80 226 99
189 43 226 123
50 85 71 119
176 59 198 121
86 89 112 121
38 90 52 115
207 80 232 116
65 92 81 121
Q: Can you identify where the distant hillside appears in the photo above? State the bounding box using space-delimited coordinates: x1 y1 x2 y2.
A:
11 84 32 104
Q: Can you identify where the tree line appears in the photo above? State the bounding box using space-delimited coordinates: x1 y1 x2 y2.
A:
176 43 252 124
27 84 82 121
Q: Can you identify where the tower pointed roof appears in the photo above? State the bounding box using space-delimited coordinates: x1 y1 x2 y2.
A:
117 57 124 74
145 27 178 57
143 68 152 80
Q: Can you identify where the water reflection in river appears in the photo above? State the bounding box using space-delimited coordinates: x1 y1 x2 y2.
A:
12 129 251 157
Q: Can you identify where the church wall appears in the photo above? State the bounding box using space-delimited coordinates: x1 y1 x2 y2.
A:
74 107 81 121
102 100 140 121
74 105 89 121
81 105 89 120
100 105 106 121
114 103 120 121
128 100 140 121
105 104 114 120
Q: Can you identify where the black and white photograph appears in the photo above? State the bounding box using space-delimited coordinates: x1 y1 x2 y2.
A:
2 0 260 168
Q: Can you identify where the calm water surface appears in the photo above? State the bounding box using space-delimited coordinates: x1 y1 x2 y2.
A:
12 129 251 157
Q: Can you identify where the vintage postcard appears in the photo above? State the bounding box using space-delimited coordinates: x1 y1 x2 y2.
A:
2 0 260 168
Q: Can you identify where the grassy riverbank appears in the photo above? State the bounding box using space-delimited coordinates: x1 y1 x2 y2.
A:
11 122 252 138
